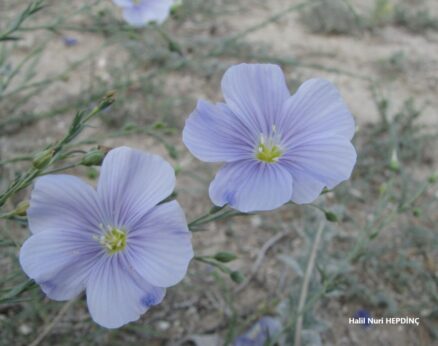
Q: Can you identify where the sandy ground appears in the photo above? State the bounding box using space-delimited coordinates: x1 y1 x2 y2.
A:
3 0 438 154
223 0 438 126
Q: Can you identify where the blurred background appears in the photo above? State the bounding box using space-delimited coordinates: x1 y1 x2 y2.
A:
0 0 437 345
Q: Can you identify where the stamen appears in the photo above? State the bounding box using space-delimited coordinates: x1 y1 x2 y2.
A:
98 227 127 254
255 125 283 163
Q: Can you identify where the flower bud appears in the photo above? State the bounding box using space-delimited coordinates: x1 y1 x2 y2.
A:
230 271 244 284
170 0 183 15
428 172 437 184
32 149 54 169
325 211 338 222
81 146 110 166
388 149 400 172
14 200 29 216
214 252 237 263
100 91 116 111
412 208 421 218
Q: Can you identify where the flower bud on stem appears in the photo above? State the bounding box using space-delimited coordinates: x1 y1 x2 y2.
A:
195 256 244 284
213 251 237 263
32 149 54 169
81 146 111 166
0 94 115 208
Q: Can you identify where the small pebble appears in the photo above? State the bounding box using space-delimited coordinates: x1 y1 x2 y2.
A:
250 215 262 227
156 320 170 331
19 324 32 335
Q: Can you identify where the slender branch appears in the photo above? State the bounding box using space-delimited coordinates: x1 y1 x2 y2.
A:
29 298 77 346
0 92 114 207
194 256 231 274
151 23 184 56
0 0 45 41
41 163 80 175
188 205 228 229
209 1 315 56
235 229 289 293
294 221 324 346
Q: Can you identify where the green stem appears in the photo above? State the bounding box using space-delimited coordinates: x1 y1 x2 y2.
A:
0 279 36 304
41 163 81 175
0 0 45 41
151 23 184 56
294 222 324 346
188 205 249 232
0 93 114 208
0 155 34 166
194 256 231 274
188 205 227 228
209 1 315 56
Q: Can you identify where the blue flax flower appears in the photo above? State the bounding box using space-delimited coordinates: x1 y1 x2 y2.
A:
113 0 175 27
355 309 372 328
233 316 282 346
183 63 357 212
19 147 193 328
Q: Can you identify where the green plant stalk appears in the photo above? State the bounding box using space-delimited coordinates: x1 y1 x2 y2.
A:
0 279 36 304
0 92 115 209
0 0 45 41
151 23 184 56
209 1 317 57
283 178 432 337
194 256 232 275
188 206 248 231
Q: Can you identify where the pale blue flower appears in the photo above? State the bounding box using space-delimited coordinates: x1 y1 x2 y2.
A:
19 147 193 328
355 309 372 328
63 36 78 47
234 316 282 346
183 63 357 212
113 0 175 27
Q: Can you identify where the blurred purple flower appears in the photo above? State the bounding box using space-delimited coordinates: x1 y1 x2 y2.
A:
19 147 193 329
63 36 78 47
234 316 282 346
113 0 175 27
354 309 372 328
183 63 357 212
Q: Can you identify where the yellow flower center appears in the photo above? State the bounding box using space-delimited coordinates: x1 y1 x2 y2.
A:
255 125 283 163
99 227 127 254
256 143 282 163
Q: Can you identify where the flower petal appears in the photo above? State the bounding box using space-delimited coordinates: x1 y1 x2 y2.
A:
19 230 100 300
27 175 102 235
221 63 290 135
86 255 165 329
97 147 175 228
126 201 193 287
282 134 357 190
122 0 174 27
280 79 356 147
140 0 174 24
122 6 149 27
183 100 255 162
209 160 293 212
112 0 133 6
289 170 326 204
